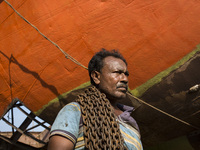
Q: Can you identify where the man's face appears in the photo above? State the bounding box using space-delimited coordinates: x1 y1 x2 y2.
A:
96 56 129 100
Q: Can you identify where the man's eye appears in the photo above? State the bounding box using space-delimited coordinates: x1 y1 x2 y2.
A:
114 71 121 74
125 72 129 76
114 71 129 76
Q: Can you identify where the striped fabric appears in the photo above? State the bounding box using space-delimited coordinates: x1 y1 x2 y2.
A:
119 120 143 150
49 102 143 150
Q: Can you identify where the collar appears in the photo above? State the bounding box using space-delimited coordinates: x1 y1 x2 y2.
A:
116 103 140 132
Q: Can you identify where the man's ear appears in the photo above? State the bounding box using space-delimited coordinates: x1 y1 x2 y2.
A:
91 71 100 85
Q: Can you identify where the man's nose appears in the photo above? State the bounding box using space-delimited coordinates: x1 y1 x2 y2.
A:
121 73 128 83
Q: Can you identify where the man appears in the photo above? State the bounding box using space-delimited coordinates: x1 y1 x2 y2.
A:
48 49 143 150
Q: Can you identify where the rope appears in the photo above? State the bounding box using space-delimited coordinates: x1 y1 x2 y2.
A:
4 0 88 70
127 92 200 130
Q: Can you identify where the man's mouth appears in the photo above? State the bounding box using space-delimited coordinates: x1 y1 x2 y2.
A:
117 85 128 92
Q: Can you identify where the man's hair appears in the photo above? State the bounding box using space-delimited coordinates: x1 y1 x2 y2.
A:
88 48 127 85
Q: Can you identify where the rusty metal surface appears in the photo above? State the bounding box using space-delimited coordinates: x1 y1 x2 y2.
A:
132 52 200 147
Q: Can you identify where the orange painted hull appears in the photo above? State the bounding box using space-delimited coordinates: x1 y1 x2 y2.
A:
1 0 200 117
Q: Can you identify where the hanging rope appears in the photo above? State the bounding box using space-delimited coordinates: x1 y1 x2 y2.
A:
127 92 200 130
4 0 88 70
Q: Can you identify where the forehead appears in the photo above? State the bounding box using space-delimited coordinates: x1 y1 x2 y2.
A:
102 56 127 70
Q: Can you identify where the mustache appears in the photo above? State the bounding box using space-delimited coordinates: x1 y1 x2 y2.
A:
117 84 128 90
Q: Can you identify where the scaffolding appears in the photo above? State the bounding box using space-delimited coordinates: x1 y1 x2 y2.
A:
0 98 50 150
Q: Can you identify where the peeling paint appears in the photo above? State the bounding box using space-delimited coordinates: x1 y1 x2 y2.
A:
131 44 200 97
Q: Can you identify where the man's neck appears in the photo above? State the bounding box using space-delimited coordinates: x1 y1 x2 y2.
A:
111 103 123 116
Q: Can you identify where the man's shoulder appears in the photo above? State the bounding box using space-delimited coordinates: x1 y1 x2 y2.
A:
63 102 81 111
60 85 93 106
